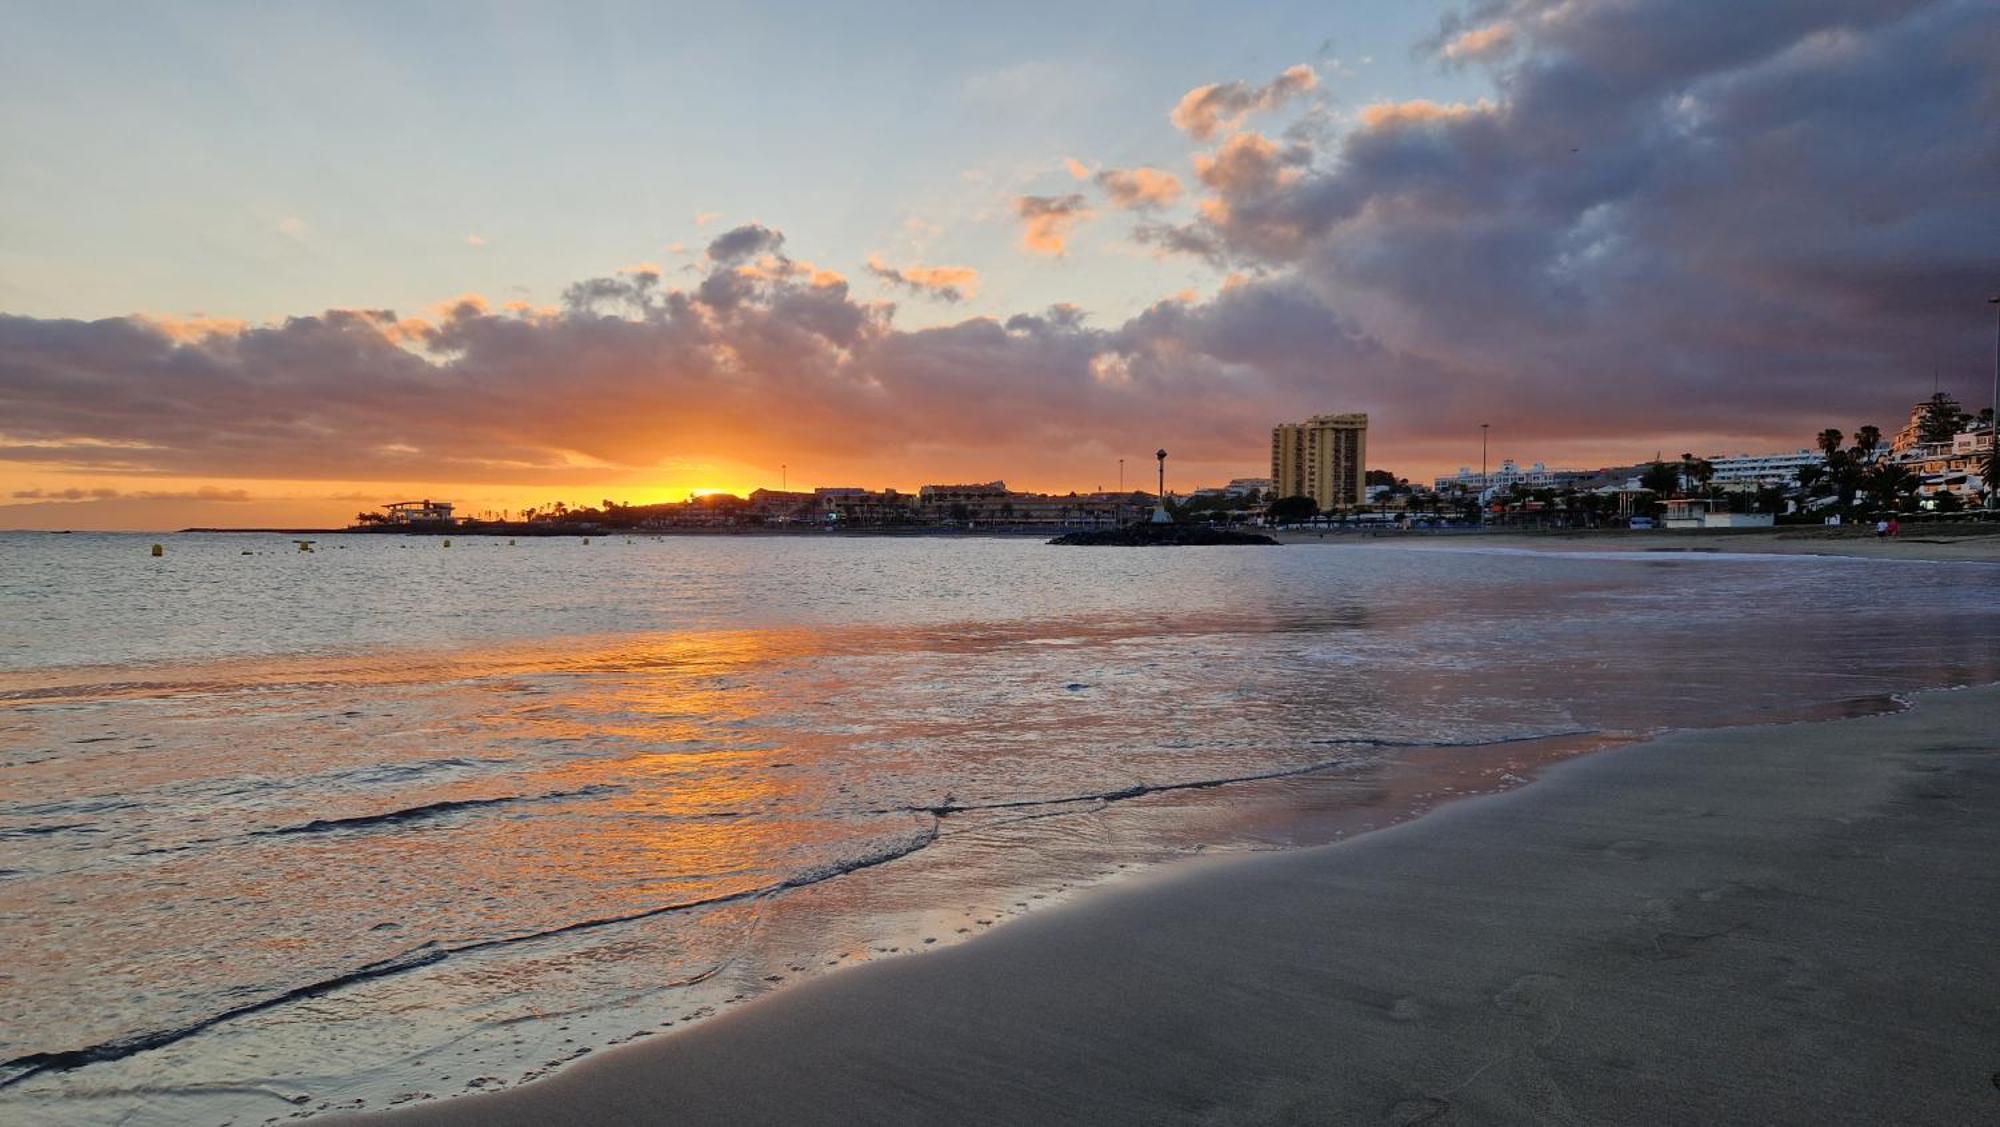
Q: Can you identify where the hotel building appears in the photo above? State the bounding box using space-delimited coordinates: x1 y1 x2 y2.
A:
1271 413 1368 510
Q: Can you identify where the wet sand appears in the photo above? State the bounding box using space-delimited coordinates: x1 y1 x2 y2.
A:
1279 525 2000 563
364 685 2000 1126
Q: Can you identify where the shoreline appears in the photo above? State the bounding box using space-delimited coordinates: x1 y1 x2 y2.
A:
1277 525 2000 563
19 524 2000 564
355 682 2000 1126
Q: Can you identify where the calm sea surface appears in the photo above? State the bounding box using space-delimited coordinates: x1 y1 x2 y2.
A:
3 532 1997 1124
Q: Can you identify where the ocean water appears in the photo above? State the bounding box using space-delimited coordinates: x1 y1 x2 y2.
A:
2 532 1996 1124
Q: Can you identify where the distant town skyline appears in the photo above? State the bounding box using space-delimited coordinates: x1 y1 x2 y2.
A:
2 1 1995 530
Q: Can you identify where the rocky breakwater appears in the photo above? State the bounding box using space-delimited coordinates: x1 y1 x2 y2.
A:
1048 525 1279 547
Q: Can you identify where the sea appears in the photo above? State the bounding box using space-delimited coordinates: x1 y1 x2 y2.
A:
3 531 1997 1124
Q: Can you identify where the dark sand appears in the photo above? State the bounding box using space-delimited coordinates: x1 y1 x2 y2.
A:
1279 525 2000 564
365 686 2000 1126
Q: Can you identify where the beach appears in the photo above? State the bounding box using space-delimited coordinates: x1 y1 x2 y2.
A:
5 534 1998 1124
366 684 2000 1126
1276 524 2000 564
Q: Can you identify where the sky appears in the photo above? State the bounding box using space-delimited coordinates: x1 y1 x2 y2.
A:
1 0 1995 529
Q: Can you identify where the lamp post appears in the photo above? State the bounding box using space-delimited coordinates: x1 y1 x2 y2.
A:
1989 296 1999 510
1119 458 1124 492
1152 449 1172 524
781 463 787 492
1480 423 1490 526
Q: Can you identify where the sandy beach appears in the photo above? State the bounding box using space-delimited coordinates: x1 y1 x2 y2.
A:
359 683 2000 1126
1277 524 2000 563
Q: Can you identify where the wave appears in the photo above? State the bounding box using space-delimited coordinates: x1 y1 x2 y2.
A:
256 785 618 836
0 820 941 1092
0 727 1602 1091
881 728 1598 819
0 823 100 840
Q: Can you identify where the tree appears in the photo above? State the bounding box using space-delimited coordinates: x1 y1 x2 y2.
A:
1917 392 1964 445
1983 438 2000 508
1853 425 1882 461
1364 469 1398 488
1863 462 1918 512
1639 461 1680 496
1816 429 1845 462
1267 495 1319 524
353 510 386 525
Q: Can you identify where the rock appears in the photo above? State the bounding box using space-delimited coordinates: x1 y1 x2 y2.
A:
1047 525 1279 546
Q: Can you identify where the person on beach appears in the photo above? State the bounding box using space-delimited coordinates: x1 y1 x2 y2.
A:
1888 517 1901 538
1875 519 1889 538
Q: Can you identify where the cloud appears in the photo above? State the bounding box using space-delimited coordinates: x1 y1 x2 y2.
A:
1063 157 1093 180
3 4 1991 490
0 233 1394 487
1015 194 1093 255
695 211 722 227
706 223 785 264
466 234 487 248
1093 167 1185 211
1441 21 1517 63
12 486 250 502
276 217 308 240
1353 98 1490 130
866 256 981 303
1133 0 1998 445
1170 64 1319 141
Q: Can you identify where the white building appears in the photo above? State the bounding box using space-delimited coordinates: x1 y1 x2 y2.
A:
1433 459 1579 498
1703 450 1822 486
383 499 456 524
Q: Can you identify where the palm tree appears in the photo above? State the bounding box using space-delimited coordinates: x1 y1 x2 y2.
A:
1982 438 2000 509
1853 425 1882 462
1817 429 1845 463
1864 462 1918 513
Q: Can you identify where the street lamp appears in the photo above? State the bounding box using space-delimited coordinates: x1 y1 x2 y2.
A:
1989 296 1999 510
1480 423 1490 526
1152 449 1172 524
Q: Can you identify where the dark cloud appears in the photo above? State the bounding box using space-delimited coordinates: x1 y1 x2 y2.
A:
704 223 785 264
10 486 250 502
0 241 1402 485
1140 0 2000 444
2 4 1989 489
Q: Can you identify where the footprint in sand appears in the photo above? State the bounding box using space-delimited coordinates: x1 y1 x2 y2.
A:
1603 839 1650 861
1385 1095 1451 1125
1493 973 1570 1016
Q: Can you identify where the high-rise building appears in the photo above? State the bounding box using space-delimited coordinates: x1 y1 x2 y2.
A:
1270 413 1368 510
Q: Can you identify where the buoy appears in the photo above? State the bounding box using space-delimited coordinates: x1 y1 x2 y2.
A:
151 543 163 557
508 539 516 546
443 539 452 548
295 540 315 553
582 538 590 545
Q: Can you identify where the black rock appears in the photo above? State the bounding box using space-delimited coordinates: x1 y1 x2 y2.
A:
1047 524 1279 547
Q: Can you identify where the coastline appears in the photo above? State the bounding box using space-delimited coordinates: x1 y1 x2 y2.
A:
1277 525 2000 563
356 683 2000 1126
